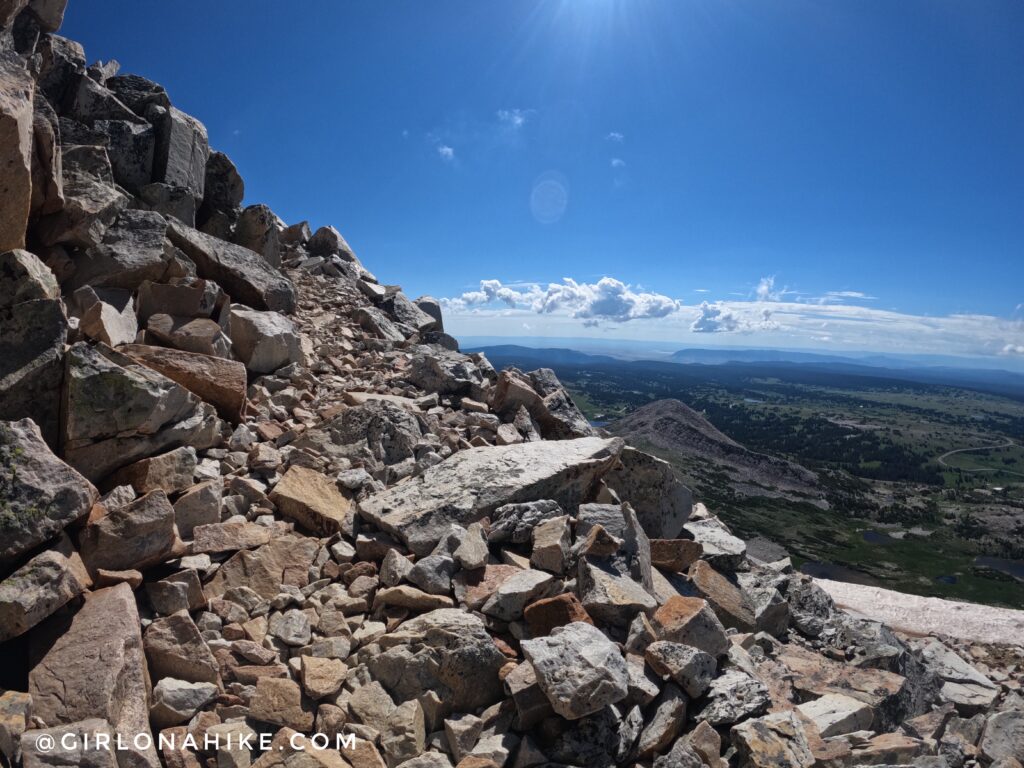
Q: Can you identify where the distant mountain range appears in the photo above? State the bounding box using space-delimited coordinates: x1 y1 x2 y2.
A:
467 343 1024 401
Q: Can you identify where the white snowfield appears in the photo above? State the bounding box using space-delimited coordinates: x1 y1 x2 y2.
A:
815 578 1024 646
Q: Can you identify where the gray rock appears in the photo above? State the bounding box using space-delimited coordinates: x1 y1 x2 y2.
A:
95 118 154 193
138 182 196 225
152 105 209 198
489 499 564 544
229 305 303 373
0 249 59 308
406 348 491 398
62 343 223 482
269 608 312 647
0 53 34 253
149 678 218 729
105 74 170 115
683 516 747 571
199 150 244 218
382 292 436 333
37 145 128 248
980 710 1024 764
365 609 507 715
454 521 489 570
30 91 64 218
785 575 836 638
0 299 67 445
72 286 138 347
530 515 570 574
296 398 421 466
578 556 658 627
407 553 457 595
481 568 554 621
796 692 874 738
732 711 815 768
547 703 643 765
232 203 282 268
521 621 629 720
66 209 178 292
920 639 1000 714
360 437 622 556
697 669 771 726
143 611 220 684
636 683 688 758
167 218 296 313
29 584 159 768
644 641 717 698
414 296 444 332
604 446 693 539
307 225 355 258
0 418 97 569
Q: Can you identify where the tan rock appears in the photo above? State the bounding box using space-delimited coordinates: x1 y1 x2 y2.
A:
29 584 159 768
301 656 347 700
652 596 730 657
144 611 220 684
270 465 353 536
523 592 593 637
731 710 815 768
104 446 196 495
0 249 59 308
204 534 319 600
248 678 313 732
78 489 180 574
192 520 271 553
0 534 89 641
650 538 702 572
373 585 454 611
688 559 756 632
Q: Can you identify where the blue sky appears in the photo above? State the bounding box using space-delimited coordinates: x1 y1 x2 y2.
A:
65 1 1023 358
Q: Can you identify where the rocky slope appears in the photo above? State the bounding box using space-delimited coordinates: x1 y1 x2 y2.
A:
1 4 1023 768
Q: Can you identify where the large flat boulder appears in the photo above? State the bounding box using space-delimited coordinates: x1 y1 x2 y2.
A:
359 437 623 555
166 219 296 313
0 418 97 570
64 209 177 291
77 489 179 574
29 583 159 768
62 342 223 482
0 52 33 253
604 446 692 539
36 145 128 248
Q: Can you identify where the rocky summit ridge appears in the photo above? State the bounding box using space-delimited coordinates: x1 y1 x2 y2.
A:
1 4 1023 768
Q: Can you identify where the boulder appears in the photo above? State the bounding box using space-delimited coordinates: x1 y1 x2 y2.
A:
77 489 179 573
521 622 629 720
167 219 296 313
0 52 33 253
307 225 355 258
65 209 176 291
172 478 222 538
698 669 771 726
138 182 196 225
143 611 220 684
490 368 594 441
0 249 59 308
121 344 247 422
203 534 318 600
980 710 1024 764
0 299 67 446
604 447 692 539
480 568 554 621
796 693 874 738
636 683 688 758
523 592 593 637
152 105 208 198
228 305 304 373
295 398 422 465
73 286 138 347
65 74 140 125
731 711 815 768
61 343 222 482
232 203 282 268
134 277 224 324
248 678 314 732
0 418 97 570
29 583 159 768
359 436 623 555
95 118 154 193
198 150 243 219
146 313 231 358
0 534 89 641
919 639 1000 714
365 609 507 715
26 0 67 31
414 296 443 332
104 74 170 115
645 641 717 698
104 446 196 494
651 596 731 658
37 144 128 248
270 465 353 535
683 516 747 571
149 678 218 730
30 92 64 217
578 556 658 627
405 349 491 399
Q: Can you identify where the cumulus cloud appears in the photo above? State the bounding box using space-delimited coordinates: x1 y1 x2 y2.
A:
1001 344 1024 356
437 145 455 161
606 131 625 142
443 277 680 325
690 302 740 333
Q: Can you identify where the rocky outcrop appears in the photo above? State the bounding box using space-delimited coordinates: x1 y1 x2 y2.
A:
0 6 1020 768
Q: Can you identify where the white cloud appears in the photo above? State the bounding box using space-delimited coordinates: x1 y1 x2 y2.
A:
756 276 782 302
610 158 626 169
690 302 740 333
1001 344 1024 356
437 145 455 162
694 288 710 293
824 290 877 301
443 277 679 325
497 109 532 128
606 131 624 142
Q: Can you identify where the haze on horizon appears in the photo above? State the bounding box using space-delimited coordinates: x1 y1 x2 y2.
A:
65 1 1024 360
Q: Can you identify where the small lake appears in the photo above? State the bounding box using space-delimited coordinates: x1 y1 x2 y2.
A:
862 530 896 544
974 556 1024 581
799 561 880 586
